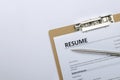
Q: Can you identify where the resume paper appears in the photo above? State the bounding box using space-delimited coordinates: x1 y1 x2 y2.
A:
54 23 120 80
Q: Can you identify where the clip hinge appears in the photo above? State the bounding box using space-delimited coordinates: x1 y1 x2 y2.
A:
74 15 114 32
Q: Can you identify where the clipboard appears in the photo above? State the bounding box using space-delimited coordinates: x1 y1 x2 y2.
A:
49 13 120 80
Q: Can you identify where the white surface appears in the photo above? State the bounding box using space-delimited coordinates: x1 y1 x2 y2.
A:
0 0 120 80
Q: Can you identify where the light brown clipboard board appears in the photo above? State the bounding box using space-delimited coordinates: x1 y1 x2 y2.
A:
49 24 76 80
49 13 120 80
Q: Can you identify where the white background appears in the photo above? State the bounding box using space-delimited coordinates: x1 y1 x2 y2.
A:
0 0 120 80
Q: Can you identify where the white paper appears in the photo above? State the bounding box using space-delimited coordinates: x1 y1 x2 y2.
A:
54 23 120 80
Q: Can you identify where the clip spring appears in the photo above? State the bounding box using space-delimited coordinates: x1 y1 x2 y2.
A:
75 15 114 32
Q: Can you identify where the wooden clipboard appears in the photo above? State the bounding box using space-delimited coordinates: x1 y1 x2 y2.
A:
49 13 120 80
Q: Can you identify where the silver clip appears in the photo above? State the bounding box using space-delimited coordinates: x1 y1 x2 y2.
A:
74 15 114 32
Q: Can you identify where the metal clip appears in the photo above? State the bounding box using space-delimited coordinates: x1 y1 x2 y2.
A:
74 15 114 32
